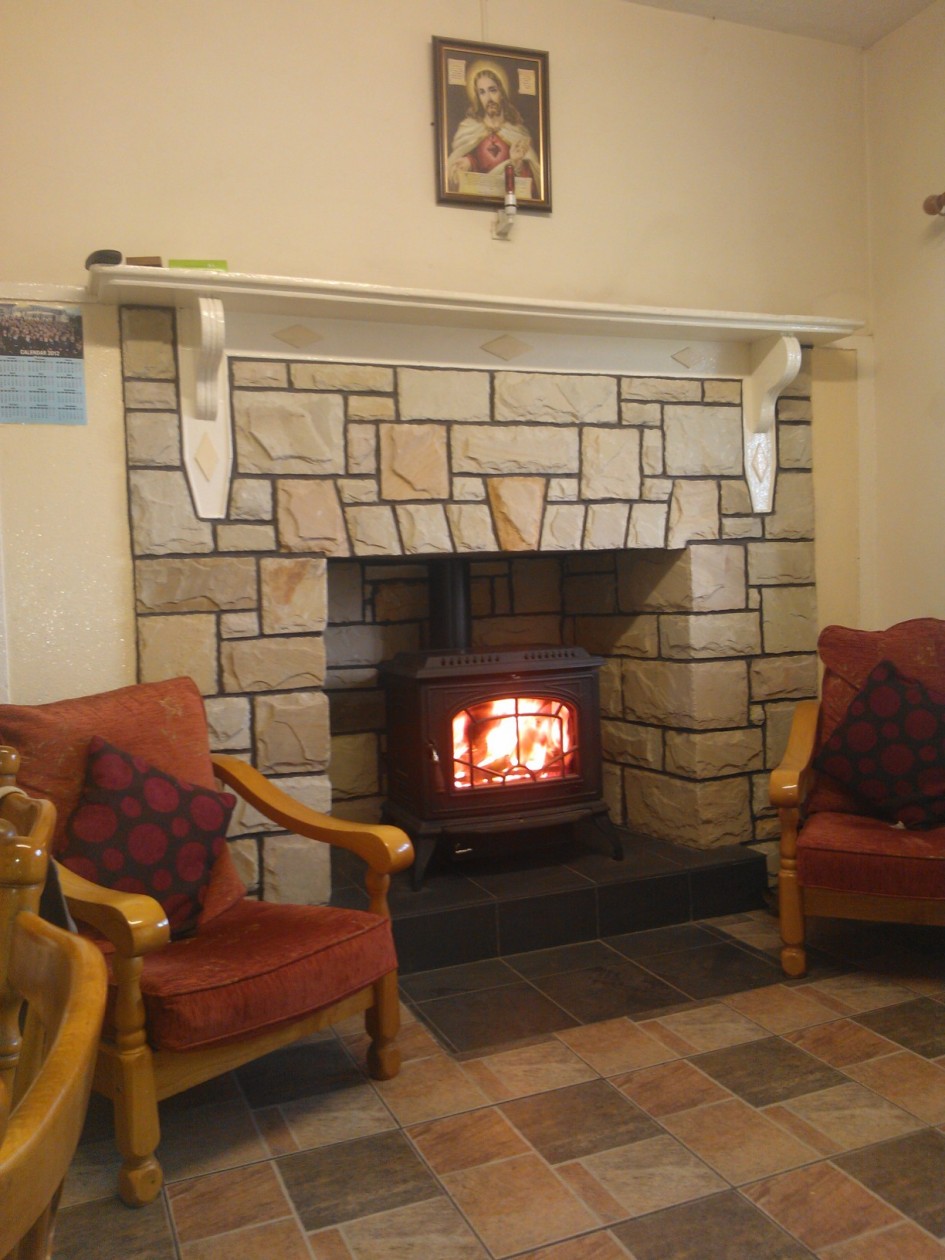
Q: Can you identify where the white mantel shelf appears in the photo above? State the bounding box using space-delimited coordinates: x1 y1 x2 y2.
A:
87 264 860 345
87 264 862 519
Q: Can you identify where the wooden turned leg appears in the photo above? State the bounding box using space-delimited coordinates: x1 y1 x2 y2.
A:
778 866 807 978
366 970 401 1080
109 954 163 1207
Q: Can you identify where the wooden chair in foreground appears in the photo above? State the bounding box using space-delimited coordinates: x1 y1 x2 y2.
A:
0 677 414 1208
772 618 945 978
0 760 107 1260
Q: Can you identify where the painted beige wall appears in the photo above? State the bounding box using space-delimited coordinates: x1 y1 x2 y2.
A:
863 0 945 626
0 0 874 701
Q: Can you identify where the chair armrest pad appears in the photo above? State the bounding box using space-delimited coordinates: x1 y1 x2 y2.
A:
55 860 170 957
211 754 414 875
769 699 820 810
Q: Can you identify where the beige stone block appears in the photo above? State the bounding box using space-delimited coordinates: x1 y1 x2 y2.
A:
563 573 616 615
380 423 449 499
761 585 818 654
337 478 378 504
752 772 777 817
722 518 763 539
749 654 818 701
453 476 486 501
664 406 743 476
764 700 800 768
204 696 251 751
331 732 380 798
129 470 213 556
721 481 753 515
262 833 331 905
138 614 217 694
291 363 393 392
347 423 378 475
330 796 385 824
221 636 326 693
641 429 663 476
667 480 719 547
398 367 489 421
396 504 453 554
227 837 259 890
345 505 401 556
511 558 561 613
373 580 429 623
584 503 629 550
767 472 814 539
255 691 330 774
602 720 662 768
234 391 345 474
447 503 499 553
229 769 332 834
452 425 579 475
778 424 812 469
627 502 668 549
231 360 288 387
124 380 177 410
599 658 623 717
121 308 175 378
581 428 641 499
347 395 395 421
229 478 273 521
602 762 625 825
642 478 673 501
622 377 701 402
473 615 561 648
495 372 617 425
135 556 257 613
278 480 349 555
261 557 327 634
216 524 277 552
325 622 418 669
620 401 662 426
624 658 748 729
748 541 815 586
618 545 746 613
704 380 741 404
540 504 585 551
575 614 658 657
488 478 545 551
220 611 260 639
660 612 761 659
126 412 180 466
778 398 813 422
623 767 752 846
665 728 763 778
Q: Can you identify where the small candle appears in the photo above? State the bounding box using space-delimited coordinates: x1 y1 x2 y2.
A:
504 163 517 212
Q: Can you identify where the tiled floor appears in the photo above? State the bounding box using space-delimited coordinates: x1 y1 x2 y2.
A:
53 908 945 1259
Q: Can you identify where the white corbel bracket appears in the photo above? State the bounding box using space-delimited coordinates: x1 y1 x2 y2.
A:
742 333 801 514
176 296 232 519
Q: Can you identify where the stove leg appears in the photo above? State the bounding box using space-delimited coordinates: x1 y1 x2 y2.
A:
574 811 624 861
411 835 439 890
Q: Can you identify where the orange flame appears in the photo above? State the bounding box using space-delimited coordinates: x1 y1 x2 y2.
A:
452 696 576 789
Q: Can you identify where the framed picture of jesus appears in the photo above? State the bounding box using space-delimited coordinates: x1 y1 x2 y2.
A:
433 36 551 212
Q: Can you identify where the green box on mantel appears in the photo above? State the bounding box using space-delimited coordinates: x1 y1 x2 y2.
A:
167 259 228 270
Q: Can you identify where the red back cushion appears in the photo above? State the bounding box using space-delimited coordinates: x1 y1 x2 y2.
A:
809 619 945 816
0 677 245 924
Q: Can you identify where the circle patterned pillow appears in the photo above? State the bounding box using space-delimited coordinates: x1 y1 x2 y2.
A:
60 735 236 937
813 659 945 829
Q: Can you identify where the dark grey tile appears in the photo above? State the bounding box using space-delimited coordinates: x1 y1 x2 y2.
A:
53 1195 176 1260
497 886 597 954
836 1129 945 1238
605 923 723 960
597 871 690 935
500 1079 661 1163
855 998 945 1059
694 1036 847 1108
612 1190 815 1259
394 902 498 974
506 939 625 980
278 1130 442 1231
465 859 594 899
400 956 520 1002
635 940 784 999
414 979 578 1052
388 868 493 916
530 957 690 1023
690 855 767 918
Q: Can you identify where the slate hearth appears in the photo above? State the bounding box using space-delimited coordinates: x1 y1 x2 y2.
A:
330 828 768 974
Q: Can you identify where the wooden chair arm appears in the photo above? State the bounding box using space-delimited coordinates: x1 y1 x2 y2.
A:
212 754 414 876
769 699 820 810
55 861 170 958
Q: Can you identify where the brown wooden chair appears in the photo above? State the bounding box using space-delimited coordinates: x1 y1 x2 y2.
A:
772 618 945 977
0 762 107 1259
0 677 414 1208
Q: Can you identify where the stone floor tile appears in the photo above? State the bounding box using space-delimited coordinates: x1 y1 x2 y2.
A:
371 1051 491 1124
157 1099 269 1182
442 1152 598 1257
660 1096 819 1183
515 1231 632 1259
639 999 768 1054
855 997 945 1059
277 1078 397 1150
784 1017 900 1067
415 981 579 1053
500 1079 661 1164
721 982 839 1033
611 1189 813 1259
554 1016 678 1076
802 973 921 1015
235 1038 361 1108
407 1106 530 1174
743 1162 901 1251
52 1194 177 1260
844 1050 945 1124
462 1038 598 1102
631 940 784 1000
529 958 689 1023
693 1035 846 1107
179 1217 312 1259
335 1197 488 1259
166 1162 292 1245
835 1128 945 1238
818 1220 945 1257
765 1081 923 1154
612 1057 731 1116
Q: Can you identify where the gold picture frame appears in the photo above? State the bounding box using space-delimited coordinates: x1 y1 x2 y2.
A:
433 36 551 211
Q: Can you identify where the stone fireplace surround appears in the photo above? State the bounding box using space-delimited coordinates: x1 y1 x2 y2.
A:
117 292 826 906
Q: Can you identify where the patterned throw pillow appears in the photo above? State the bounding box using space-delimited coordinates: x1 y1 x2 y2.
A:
60 737 236 938
813 660 945 829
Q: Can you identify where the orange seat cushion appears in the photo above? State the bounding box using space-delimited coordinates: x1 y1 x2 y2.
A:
797 811 945 900
103 898 397 1052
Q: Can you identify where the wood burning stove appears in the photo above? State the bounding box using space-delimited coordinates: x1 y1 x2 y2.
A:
381 638 620 887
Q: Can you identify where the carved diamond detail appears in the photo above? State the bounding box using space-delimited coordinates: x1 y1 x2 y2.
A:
273 324 323 349
481 334 532 361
